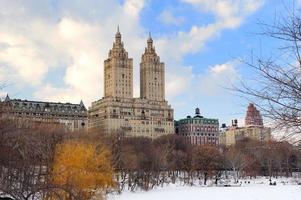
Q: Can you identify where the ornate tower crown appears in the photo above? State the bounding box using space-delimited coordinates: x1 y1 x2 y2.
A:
109 26 128 59
104 27 133 98
115 26 122 44
144 32 156 55
147 32 153 49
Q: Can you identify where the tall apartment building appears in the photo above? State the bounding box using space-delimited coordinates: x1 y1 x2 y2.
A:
140 34 165 101
175 108 219 146
88 29 174 138
104 27 133 98
245 103 263 127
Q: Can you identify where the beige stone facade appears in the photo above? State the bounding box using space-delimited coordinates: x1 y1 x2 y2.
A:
219 104 271 146
140 34 165 101
220 126 271 147
104 27 133 99
88 29 174 138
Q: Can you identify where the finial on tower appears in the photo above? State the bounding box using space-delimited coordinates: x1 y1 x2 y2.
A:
147 31 153 49
115 25 121 43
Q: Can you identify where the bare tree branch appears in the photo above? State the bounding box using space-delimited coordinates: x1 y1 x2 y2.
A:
235 3 301 139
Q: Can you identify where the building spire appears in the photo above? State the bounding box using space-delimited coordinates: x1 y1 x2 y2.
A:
4 94 10 102
147 31 153 49
115 25 121 44
80 100 84 107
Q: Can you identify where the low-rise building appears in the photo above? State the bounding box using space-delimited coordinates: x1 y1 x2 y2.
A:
175 108 219 146
220 124 271 147
1 95 88 131
219 103 271 146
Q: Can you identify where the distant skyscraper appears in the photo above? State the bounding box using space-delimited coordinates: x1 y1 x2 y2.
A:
245 103 263 127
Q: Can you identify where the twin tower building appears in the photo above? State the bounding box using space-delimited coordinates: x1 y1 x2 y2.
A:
88 28 174 138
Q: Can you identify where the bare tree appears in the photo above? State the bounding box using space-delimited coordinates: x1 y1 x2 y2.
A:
225 146 254 182
0 120 67 200
236 2 301 140
192 145 223 185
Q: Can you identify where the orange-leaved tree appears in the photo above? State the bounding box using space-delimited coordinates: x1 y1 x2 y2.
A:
50 140 115 200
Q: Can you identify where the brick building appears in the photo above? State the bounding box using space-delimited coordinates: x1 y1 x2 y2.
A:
245 103 263 127
175 108 219 146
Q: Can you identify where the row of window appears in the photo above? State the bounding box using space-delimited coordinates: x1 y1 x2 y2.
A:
179 119 218 124
183 132 217 137
15 112 85 118
180 126 218 132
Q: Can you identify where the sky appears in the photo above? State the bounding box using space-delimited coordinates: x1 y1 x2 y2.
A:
0 0 299 125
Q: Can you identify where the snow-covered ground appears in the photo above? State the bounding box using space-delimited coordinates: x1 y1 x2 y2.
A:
109 185 301 200
109 177 301 200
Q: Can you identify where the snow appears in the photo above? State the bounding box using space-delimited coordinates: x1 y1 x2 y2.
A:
109 185 301 200
109 177 301 200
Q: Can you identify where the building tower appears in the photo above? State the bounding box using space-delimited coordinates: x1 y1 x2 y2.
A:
88 30 174 138
104 27 133 98
140 33 165 101
245 103 263 127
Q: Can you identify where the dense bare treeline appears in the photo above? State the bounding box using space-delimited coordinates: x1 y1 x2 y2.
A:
108 134 301 191
0 117 300 199
0 120 114 200
0 119 64 199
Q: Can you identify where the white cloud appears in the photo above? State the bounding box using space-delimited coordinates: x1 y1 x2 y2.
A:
0 0 147 106
156 0 264 61
0 0 262 114
182 0 264 28
166 66 194 98
199 60 240 96
123 0 146 18
0 32 52 85
158 9 185 25
0 17 105 104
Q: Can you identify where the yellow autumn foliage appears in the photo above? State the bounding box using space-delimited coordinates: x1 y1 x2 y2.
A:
50 140 115 199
